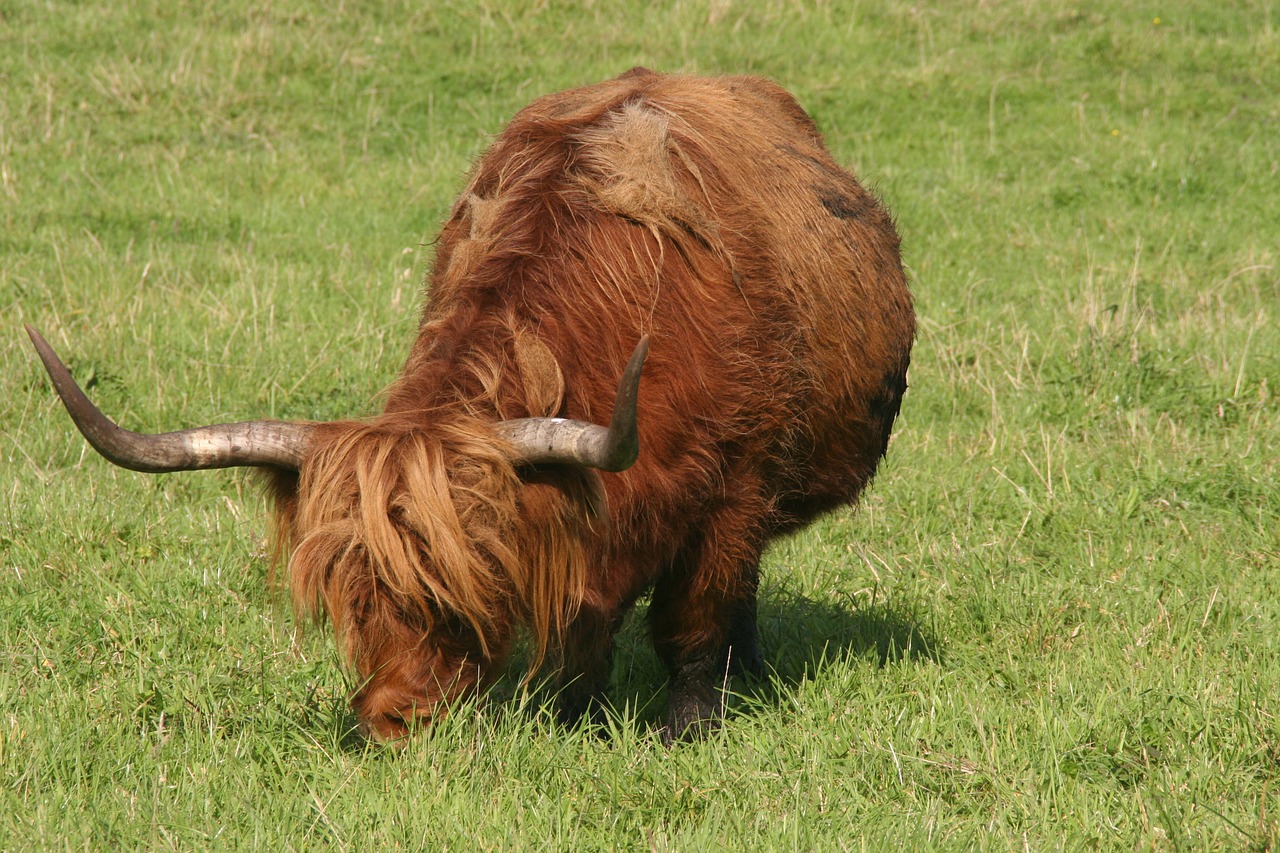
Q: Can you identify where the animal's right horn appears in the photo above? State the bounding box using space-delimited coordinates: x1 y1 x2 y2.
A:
26 325 315 473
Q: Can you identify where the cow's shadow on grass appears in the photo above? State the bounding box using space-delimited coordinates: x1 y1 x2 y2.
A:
757 586 942 681
606 587 943 731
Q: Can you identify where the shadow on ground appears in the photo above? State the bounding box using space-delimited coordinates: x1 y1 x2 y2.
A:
759 587 943 682
552 585 944 735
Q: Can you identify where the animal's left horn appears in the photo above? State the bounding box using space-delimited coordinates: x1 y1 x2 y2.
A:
497 336 648 472
26 325 316 473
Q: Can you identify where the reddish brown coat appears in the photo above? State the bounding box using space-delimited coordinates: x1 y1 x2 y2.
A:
271 69 913 740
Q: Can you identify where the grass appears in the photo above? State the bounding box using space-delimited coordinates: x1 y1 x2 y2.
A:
3 0 1279 847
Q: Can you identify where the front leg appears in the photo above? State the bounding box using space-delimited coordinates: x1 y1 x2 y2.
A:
552 602 624 728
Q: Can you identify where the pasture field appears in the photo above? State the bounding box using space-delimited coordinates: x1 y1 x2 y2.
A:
3 0 1278 847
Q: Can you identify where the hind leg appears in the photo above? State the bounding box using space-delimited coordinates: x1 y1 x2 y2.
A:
727 583 765 679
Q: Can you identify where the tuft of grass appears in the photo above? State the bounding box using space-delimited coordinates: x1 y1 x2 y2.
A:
3 0 1279 847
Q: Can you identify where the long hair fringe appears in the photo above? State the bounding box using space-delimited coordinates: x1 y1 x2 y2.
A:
270 414 599 673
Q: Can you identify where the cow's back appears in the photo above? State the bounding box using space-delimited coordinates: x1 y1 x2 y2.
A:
391 70 913 540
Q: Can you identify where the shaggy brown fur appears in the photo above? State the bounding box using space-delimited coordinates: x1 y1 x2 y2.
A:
270 69 914 741
269 412 601 734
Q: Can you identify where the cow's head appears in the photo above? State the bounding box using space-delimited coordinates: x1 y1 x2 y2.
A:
26 325 646 740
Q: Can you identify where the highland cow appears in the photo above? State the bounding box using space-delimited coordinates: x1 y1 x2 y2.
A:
28 68 914 742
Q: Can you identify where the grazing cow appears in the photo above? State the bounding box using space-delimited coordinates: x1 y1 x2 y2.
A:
28 68 913 742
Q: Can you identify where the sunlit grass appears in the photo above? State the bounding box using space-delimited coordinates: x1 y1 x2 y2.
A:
3 0 1278 847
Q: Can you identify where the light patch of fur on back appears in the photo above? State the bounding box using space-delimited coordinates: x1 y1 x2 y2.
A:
466 194 502 240
444 194 504 283
574 103 718 248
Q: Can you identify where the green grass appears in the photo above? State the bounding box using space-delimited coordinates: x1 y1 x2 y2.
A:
3 0 1279 847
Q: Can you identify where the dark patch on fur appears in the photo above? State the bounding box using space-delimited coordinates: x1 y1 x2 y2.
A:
776 143 876 222
816 184 874 221
867 364 910 458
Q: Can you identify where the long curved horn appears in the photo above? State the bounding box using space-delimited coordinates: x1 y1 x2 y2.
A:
26 325 315 473
497 336 648 472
